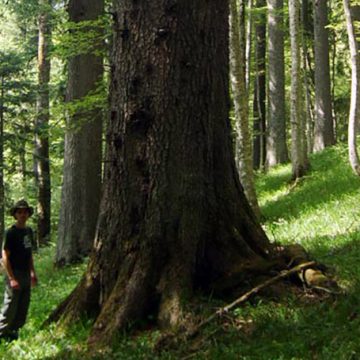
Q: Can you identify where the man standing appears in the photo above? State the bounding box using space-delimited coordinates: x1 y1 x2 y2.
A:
0 200 38 341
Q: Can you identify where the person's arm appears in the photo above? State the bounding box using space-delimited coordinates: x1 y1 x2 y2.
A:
29 254 37 287
2 249 20 289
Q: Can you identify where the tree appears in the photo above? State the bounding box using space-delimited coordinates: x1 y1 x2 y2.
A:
231 0 261 217
252 0 267 170
0 51 32 251
266 0 289 167
343 0 360 175
246 0 253 90
55 0 104 265
34 0 52 246
289 0 308 179
48 0 271 346
313 0 335 151
302 0 315 154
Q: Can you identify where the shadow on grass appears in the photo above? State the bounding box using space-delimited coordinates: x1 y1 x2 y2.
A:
206 235 360 360
259 147 360 222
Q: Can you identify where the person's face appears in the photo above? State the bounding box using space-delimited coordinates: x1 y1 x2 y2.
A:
14 208 30 223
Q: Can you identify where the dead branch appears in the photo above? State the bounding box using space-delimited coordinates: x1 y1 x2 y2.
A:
185 261 316 339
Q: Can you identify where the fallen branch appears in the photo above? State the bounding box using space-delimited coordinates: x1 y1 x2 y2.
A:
185 261 316 339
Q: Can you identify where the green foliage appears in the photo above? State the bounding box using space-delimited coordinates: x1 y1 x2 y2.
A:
0 245 87 359
0 143 359 359
52 16 111 59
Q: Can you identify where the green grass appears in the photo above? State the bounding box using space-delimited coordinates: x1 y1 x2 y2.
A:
1 142 360 359
0 245 88 359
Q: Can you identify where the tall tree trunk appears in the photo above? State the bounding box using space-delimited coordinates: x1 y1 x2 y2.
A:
35 0 52 246
252 0 267 170
0 77 4 252
231 0 261 217
302 0 314 154
56 0 104 265
313 0 335 151
48 0 271 347
246 0 253 90
343 1 360 175
266 0 289 167
289 0 308 179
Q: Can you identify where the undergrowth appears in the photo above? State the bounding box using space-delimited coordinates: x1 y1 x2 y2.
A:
1 143 360 359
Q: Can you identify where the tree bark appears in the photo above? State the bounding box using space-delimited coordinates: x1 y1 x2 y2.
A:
0 77 4 252
301 0 314 154
313 0 335 151
48 0 271 347
266 0 289 167
231 0 261 217
289 0 309 179
35 0 52 246
343 1 360 175
246 0 253 90
252 0 267 170
56 0 104 265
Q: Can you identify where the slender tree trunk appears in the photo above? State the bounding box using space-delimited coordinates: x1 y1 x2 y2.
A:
246 0 253 90
313 0 335 151
48 0 271 347
231 0 261 217
289 0 308 179
252 0 266 170
35 0 52 246
56 0 104 265
0 77 4 252
343 1 360 175
302 0 314 154
266 0 289 167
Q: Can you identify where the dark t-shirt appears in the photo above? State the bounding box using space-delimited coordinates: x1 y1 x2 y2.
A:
3 225 33 272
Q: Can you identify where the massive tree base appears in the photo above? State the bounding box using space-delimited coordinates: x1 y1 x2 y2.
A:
46 0 338 350
46 242 337 349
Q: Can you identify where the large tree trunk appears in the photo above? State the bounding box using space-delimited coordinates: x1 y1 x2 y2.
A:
56 0 104 265
35 0 52 246
289 0 309 179
252 0 267 170
49 0 271 347
313 0 335 151
266 0 289 167
231 0 261 217
343 1 360 175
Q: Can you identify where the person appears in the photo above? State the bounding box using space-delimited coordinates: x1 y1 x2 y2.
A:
0 200 38 341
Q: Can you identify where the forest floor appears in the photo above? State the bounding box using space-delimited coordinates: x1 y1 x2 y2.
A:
1 142 360 359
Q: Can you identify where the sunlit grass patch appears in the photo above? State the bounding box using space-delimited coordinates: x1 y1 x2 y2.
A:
0 245 87 359
1 143 360 359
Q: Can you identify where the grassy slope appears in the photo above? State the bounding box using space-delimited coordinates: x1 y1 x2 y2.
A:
1 143 360 359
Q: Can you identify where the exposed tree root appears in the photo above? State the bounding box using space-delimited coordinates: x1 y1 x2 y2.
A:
154 243 341 353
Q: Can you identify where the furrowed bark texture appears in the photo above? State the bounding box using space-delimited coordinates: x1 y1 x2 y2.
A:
313 0 334 151
35 0 52 245
343 1 360 175
266 0 289 167
50 0 270 347
56 0 104 264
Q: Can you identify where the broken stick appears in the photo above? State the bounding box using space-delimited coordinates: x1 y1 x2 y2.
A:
186 261 316 339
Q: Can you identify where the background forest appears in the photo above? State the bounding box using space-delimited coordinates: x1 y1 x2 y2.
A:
0 0 360 359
